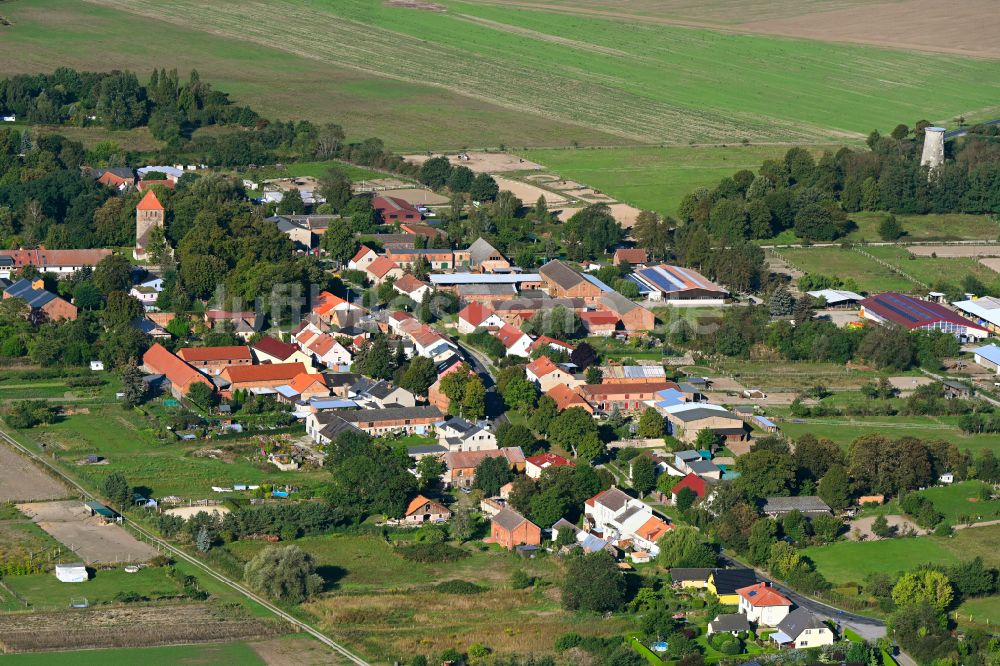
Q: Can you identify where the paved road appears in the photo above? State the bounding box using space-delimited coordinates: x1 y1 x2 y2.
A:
452 338 510 422
719 552 887 641
0 428 370 666
944 119 1000 140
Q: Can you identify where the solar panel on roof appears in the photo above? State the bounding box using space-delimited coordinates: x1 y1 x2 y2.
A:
581 273 614 292
640 267 683 293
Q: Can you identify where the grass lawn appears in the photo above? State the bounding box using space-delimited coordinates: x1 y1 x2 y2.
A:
0 371 120 403
916 481 1000 525
776 247 917 293
863 245 1000 288
803 524 1000 586
711 359 879 391
0 642 265 666
4 568 186 611
524 145 832 215
776 416 1000 455
846 213 1000 243
956 594 1000 629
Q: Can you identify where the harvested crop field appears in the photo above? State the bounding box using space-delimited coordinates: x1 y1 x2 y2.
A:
0 604 284 653
492 176 567 205
0 445 69 502
17 501 159 565
405 152 544 173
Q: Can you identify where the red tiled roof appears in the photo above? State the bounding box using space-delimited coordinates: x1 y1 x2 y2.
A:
525 355 559 378
526 452 573 469
351 245 375 263
307 334 337 356
253 336 299 361
671 473 707 498
547 383 592 412
222 362 307 384
136 189 164 211
494 324 528 349
313 291 349 316
142 343 211 392
737 583 792 607
287 372 327 393
0 248 113 268
177 345 252 363
529 336 576 352
373 195 420 215
458 303 496 327
580 311 620 325
635 515 673 542
139 179 175 191
367 256 400 279
405 494 449 517
394 274 428 294
614 248 648 264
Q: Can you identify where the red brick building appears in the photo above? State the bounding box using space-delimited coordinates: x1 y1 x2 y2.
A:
177 346 254 375
491 507 541 550
374 195 422 223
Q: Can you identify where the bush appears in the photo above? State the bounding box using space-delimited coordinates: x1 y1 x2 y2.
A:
435 579 485 595
396 542 469 563
511 569 534 589
554 634 583 652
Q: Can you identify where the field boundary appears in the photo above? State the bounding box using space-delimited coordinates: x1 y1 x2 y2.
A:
0 428 370 666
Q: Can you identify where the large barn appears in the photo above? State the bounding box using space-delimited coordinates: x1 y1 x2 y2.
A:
859 292 988 340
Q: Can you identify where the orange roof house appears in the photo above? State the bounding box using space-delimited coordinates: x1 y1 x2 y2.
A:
279 372 330 402
613 248 648 266
529 336 576 355
142 343 212 399
546 383 594 414
493 324 532 357
177 345 253 373
404 495 452 524
221 362 309 391
365 256 404 284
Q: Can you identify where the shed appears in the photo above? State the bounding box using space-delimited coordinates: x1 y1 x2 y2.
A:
55 563 88 583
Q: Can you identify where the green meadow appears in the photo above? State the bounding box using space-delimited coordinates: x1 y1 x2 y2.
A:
0 642 265 666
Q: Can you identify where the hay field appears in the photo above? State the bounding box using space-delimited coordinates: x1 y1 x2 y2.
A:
3 0 999 149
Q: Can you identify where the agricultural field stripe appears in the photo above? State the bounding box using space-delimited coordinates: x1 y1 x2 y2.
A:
0 427 370 666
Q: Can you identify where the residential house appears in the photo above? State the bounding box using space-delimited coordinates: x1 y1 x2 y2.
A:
546 383 594 414
203 310 262 341
737 583 792 626
465 237 510 272
373 195 422 223
132 316 170 339
539 260 603 300
0 248 113 280
404 495 452 524
529 336 575 357
177 346 253 375
386 248 455 271
613 248 648 266
3 279 77 322
303 332 352 370
859 292 988 340
442 447 526 488
334 405 442 436
220 363 310 392
584 487 673 557
491 507 541 550
141 343 213 400
581 381 677 413
129 278 163 308
707 569 757 605
393 274 432 303
525 452 574 479
493 324 533 357
671 473 707 504
525 356 579 392
707 613 751 636
252 336 314 367
312 291 362 324
93 167 136 190
276 372 331 403
761 496 832 519
437 417 497 452
669 568 712 589
551 518 616 555
661 403 748 444
942 379 972 399
267 214 335 251
362 380 417 408
771 608 834 649
365 257 405 285
457 303 505 334
348 245 378 271
304 411 364 445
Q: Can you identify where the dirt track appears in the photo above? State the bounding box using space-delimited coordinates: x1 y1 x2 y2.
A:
17 501 159 565
907 244 1000 257
0 445 70 502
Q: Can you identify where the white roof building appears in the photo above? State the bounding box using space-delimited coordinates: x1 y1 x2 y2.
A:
953 296 1000 333
807 289 864 306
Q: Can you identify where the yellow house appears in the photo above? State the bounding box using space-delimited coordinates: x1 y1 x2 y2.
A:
669 568 712 590
707 569 757 605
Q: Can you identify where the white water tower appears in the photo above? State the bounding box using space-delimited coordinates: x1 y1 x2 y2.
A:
920 126 946 172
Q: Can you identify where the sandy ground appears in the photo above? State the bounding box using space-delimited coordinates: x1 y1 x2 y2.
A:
848 514 925 541
492 175 568 205
17 501 159 565
980 258 1000 273
907 244 1000 257
0 445 69 502
556 202 642 228
888 375 934 394
739 0 1000 58
815 309 862 328
381 187 450 206
404 152 544 173
250 636 354 666
163 505 231 519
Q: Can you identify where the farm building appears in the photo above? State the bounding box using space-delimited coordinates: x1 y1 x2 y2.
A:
373 195 422 223
953 296 1000 335
539 260 603 300
177 345 253 374
3 278 78 322
404 495 452 524
972 344 1000 372
613 248 648 266
629 264 728 304
601 365 667 384
859 292 988 340
142 343 213 399
806 288 864 307
581 381 678 413
761 496 832 519
491 508 541 550
0 248 113 279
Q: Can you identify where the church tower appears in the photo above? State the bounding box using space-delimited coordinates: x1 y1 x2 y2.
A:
134 189 165 261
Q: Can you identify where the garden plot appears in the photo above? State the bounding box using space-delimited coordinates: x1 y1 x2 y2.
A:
0 445 69 502
491 176 568 205
405 152 544 173
16 501 158 565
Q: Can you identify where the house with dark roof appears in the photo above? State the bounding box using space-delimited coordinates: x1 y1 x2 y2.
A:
860 292 988 340
760 496 832 519
708 613 751 636
3 278 77 322
707 569 757 604
599 291 655 331
361 380 417 408
668 568 713 589
770 608 834 649
490 507 541 550
465 237 510 272
253 336 313 366
539 260 603 300
325 405 442 436
437 417 497 452
584 487 673 557
305 411 364 445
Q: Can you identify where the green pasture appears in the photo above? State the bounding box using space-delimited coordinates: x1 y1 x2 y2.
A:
0 642 265 666
776 247 917 293
802 524 1000 586
916 481 1000 525
956 595 1000 629
863 245 1000 288
776 416 1000 455
847 213 1000 243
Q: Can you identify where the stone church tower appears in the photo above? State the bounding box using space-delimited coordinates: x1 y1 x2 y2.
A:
134 189 165 261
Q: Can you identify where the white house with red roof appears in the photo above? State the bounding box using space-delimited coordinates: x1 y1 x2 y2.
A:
529 336 576 356
457 303 504 335
737 583 793 626
393 274 432 304
525 356 579 392
670 473 707 505
525 452 574 479
493 324 533 358
365 256 404 285
584 487 673 558
348 245 377 271
252 335 314 367
312 290 362 323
